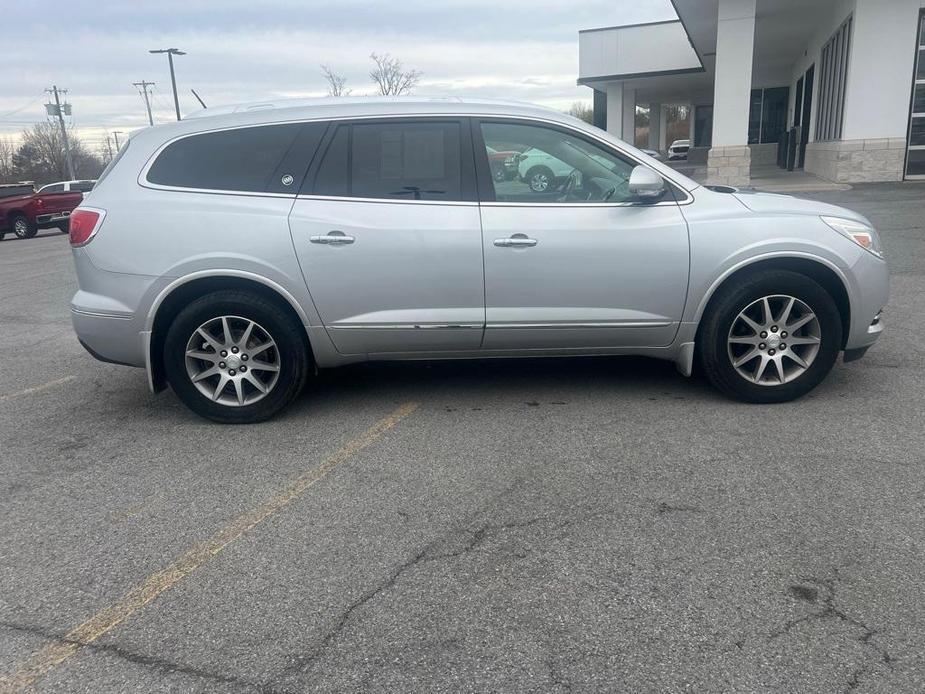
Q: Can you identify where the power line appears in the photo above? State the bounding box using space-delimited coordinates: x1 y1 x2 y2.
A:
0 94 45 119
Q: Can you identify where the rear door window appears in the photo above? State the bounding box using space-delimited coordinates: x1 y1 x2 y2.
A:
308 119 475 202
146 123 305 193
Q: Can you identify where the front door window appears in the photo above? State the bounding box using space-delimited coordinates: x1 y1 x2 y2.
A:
480 122 636 203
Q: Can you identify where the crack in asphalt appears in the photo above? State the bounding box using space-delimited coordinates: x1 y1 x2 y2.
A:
272 511 605 687
769 576 894 692
0 619 282 693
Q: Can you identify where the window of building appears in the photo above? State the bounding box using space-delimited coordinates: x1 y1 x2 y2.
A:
694 106 713 147
146 123 303 192
815 15 852 142
747 87 789 145
480 121 637 203
311 120 467 201
907 10 925 178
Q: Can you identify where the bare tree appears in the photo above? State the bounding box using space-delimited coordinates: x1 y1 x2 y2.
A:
99 131 115 165
10 122 103 183
567 101 593 125
0 137 16 183
321 64 351 97
369 53 422 96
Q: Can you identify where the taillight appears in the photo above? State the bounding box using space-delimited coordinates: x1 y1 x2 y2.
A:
69 207 105 247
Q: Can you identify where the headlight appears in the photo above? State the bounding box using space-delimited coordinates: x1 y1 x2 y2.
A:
821 216 884 258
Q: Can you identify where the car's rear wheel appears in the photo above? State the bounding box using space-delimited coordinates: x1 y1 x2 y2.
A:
12 215 36 239
698 269 842 403
163 290 310 423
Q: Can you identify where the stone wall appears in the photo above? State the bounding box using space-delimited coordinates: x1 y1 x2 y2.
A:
706 145 751 186
804 139 906 183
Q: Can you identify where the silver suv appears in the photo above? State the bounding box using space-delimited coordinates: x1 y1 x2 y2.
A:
69 97 888 423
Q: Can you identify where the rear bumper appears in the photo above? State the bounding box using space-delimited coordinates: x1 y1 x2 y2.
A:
71 306 145 368
36 211 71 226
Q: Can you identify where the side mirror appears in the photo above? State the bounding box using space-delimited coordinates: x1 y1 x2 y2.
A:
628 166 666 201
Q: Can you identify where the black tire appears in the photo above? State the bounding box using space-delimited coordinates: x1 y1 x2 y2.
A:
60 222 70 234
525 166 555 193
12 214 37 239
163 290 310 423
698 269 842 403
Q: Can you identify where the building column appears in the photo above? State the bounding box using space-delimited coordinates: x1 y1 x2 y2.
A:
648 103 661 151
707 0 756 186
622 87 636 144
659 105 669 150
605 83 636 144
605 83 624 139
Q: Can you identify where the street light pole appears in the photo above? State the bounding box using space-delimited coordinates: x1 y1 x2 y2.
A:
149 48 186 121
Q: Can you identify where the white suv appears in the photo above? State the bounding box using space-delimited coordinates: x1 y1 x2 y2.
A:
67 97 887 423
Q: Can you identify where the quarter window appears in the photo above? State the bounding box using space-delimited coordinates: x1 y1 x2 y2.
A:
311 121 466 201
480 121 637 203
40 183 65 193
146 123 303 192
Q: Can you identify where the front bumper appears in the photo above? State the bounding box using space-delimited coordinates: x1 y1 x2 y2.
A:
844 252 889 354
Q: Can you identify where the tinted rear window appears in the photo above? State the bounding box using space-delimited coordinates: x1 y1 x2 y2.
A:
311 120 467 201
147 123 303 192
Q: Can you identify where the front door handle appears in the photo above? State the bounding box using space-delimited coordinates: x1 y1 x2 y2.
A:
310 231 355 245
493 234 537 248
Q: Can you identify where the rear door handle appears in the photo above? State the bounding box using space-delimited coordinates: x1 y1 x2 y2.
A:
493 234 537 248
310 231 355 245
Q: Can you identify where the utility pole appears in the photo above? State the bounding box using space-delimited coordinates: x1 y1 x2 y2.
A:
104 133 114 162
149 48 185 120
45 85 75 180
112 131 124 150
133 80 156 126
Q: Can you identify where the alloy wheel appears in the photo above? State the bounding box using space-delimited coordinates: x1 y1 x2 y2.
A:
184 315 280 406
530 173 549 192
726 294 821 386
14 218 29 238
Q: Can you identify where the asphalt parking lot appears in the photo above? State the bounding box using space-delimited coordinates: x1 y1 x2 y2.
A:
1 182 924 693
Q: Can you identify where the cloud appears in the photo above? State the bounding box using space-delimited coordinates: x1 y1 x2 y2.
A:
0 0 675 144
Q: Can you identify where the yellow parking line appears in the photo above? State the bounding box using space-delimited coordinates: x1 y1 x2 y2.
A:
0 401 419 692
0 376 77 403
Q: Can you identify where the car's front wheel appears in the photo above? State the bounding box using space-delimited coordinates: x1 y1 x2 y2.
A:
12 214 36 239
163 290 310 423
698 269 842 403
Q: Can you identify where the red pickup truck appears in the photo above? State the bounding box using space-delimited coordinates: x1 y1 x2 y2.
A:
0 185 85 241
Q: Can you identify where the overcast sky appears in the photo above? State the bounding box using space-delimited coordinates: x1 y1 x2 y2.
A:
1 0 675 151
